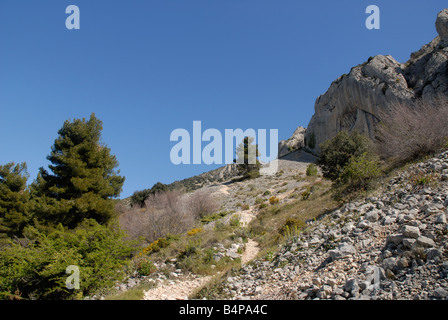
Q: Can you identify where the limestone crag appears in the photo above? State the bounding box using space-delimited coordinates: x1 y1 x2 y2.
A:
303 9 448 153
436 9 448 44
278 126 306 157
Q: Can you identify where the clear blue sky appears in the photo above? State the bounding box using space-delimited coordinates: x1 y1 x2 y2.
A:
0 1 446 198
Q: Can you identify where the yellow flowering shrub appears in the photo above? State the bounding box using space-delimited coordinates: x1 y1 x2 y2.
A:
269 196 279 205
187 228 203 236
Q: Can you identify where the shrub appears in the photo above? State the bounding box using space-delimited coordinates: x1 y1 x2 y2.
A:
306 163 318 177
147 239 161 253
306 131 316 149
130 189 152 208
229 215 241 227
341 152 381 191
119 190 199 243
186 191 220 219
269 196 279 205
409 171 437 188
318 130 371 181
202 248 216 264
376 96 448 165
241 204 250 210
283 225 301 243
214 221 226 232
157 236 172 248
200 211 231 224
0 220 134 300
279 218 307 235
263 251 275 262
187 228 203 236
130 182 170 208
301 188 311 200
137 237 173 257
136 259 156 276
179 239 202 259
246 170 261 179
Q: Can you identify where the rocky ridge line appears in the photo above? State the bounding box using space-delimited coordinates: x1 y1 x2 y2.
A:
278 9 448 156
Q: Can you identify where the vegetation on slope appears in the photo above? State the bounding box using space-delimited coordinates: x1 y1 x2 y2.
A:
1 96 448 300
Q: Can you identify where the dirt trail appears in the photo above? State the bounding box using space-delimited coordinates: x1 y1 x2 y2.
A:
143 275 213 300
218 185 230 195
241 238 259 265
238 208 260 265
237 209 257 227
142 206 260 300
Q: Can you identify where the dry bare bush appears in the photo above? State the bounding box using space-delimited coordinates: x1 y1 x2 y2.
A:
185 190 220 219
144 190 194 241
118 207 149 241
375 96 448 165
118 189 219 243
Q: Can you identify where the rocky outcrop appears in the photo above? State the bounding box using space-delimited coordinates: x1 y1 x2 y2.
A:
278 126 306 157
436 9 448 44
303 9 448 153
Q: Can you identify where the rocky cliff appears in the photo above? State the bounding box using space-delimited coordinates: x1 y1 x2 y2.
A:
286 9 448 154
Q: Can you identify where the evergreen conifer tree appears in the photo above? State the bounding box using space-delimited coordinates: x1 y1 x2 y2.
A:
32 113 125 228
0 162 30 241
234 136 261 179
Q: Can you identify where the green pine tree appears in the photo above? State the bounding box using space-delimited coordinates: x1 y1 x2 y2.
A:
234 136 261 179
0 162 30 242
32 113 125 229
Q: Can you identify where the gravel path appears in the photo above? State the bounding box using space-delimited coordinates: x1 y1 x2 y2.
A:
143 275 213 300
242 239 260 265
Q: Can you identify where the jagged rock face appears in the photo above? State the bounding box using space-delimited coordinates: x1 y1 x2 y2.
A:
436 9 448 44
304 9 448 153
405 37 448 99
306 55 413 151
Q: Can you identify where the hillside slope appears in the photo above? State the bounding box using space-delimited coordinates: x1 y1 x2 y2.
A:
109 150 448 301
102 150 324 300
196 150 448 300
